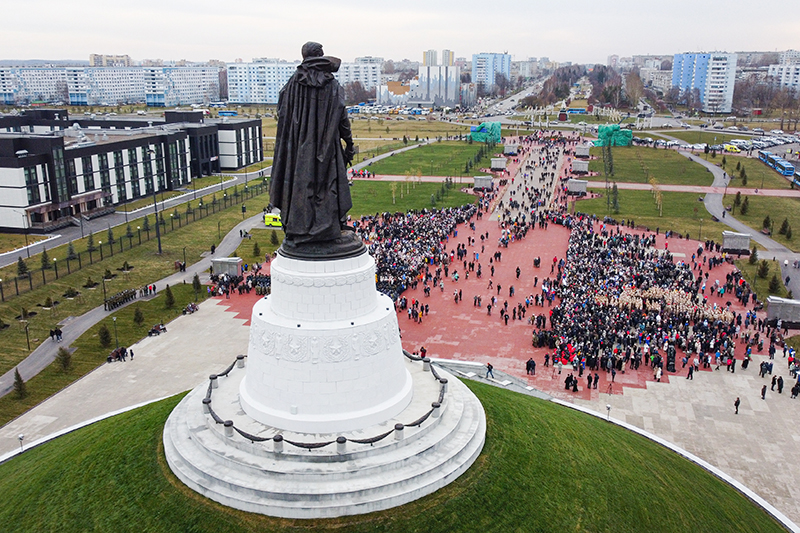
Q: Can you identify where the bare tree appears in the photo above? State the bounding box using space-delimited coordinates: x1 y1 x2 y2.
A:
625 70 644 108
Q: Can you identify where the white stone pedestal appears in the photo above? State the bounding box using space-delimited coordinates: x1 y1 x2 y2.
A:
240 250 413 433
163 247 486 518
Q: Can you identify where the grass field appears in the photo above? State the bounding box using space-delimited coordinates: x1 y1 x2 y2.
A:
587 146 715 186
365 141 495 177
0 382 784 532
734 258 789 303
576 190 729 241
0 188 271 379
0 234 48 254
728 195 800 252
0 284 204 428
349 180 476 217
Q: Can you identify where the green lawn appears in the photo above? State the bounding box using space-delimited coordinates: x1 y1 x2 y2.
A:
729 195 800 252
0 284 204 427
587 146 714 186
0 382 784 532
0 233 48 254
734 258 789 303
666 131 745 145
728 159 795 190
576 190 729 241
366 141 497 177
349 180 476 217
233 228 284 263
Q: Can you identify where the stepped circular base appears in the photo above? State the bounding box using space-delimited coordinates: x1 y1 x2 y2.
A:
163 358 485 518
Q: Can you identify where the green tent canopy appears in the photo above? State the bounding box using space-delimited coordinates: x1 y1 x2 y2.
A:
469 122 502 143
593 125 632 147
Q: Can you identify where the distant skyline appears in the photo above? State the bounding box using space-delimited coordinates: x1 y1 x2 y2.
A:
2 0 798 65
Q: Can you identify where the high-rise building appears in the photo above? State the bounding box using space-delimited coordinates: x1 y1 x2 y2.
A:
780 50 800 65
89 54 132 67
441 50 454 67
227 57 380 105
672 52 737 113
423 50 438 67
768 64 800 90
66 67 145 105
471 53 511 90
0 67 68 105
143 66 220 107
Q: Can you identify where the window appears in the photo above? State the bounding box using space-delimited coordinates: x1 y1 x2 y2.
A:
24 166 40 204
82 156 94 191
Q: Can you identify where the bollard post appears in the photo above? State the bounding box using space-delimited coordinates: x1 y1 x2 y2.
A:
439 378 448 393
236 354 246 368
336 436 347 454
273 434 284 453
224 420 234 438
431 401 441 418
423 357 431 372
202 398 211 414
394 423 404 441
210 374 218 389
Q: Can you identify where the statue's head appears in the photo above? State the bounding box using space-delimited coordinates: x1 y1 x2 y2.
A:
301 42 324 59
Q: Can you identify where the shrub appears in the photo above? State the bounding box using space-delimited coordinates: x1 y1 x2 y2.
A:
13 368 26 399
44 297 52 308
87 232 97 252
40 248 51 270
133 306 144 326
763 216 772 230
98 324 112 348
270 230 279 245
749 246 758 265
104 269 113 280
192 274 202 300
64 287 79 298
16 257 28 276
66 241 77 260
779 218 789 235
740 196 749 215
787 226 793 240
769 274 781 293
253 242 261 258
56 346 72 371
164 284 175 308
757 260 770 279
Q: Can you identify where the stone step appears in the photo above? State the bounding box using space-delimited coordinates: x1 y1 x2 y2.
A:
163 368 485 518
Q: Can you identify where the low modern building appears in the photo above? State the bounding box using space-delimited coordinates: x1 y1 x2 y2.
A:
0 109 261 232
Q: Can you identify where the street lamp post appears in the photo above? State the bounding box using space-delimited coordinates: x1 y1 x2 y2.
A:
148 149 163 254
170 213 174 231
98 241 104 261
699 218 703 240
53 258 58 280
218 220 222 240
113 316 119 349
136 226 141 245
23 321 30 351
102 276 108 303
183 247 186 266
0 278 4 302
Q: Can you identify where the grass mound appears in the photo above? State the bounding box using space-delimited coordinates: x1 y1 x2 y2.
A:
0 381 783 532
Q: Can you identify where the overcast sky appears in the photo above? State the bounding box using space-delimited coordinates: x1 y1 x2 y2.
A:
3 0 798 64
